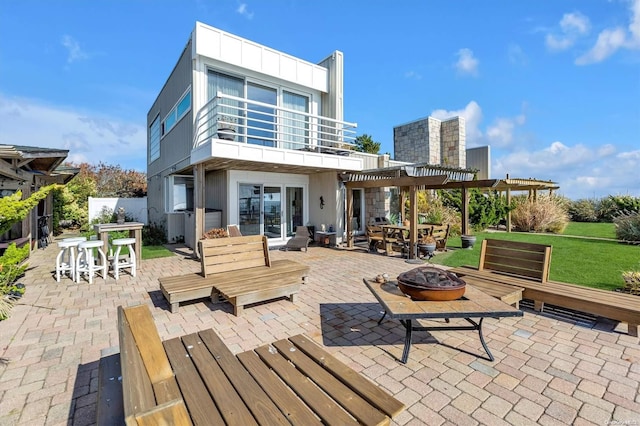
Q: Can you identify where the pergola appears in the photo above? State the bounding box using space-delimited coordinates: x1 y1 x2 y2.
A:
343 164 558 259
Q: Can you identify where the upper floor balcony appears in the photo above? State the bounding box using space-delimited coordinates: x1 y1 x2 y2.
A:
191 94 363 172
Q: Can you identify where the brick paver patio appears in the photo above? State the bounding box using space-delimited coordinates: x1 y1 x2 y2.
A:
0 235 639 425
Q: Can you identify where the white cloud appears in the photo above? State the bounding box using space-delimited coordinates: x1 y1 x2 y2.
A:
431 101 483 146
61 35 89 64
508 43 528 66
454 48 479 76
576 27 628 64
485 114 526 147
404 70 422 80
237 3 254 19
546 12 591 51
0 94 146 171
491 141 640 199
575 0 640 64
560 12 591 34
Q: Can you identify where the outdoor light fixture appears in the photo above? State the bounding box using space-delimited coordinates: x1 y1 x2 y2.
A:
320 196 325 209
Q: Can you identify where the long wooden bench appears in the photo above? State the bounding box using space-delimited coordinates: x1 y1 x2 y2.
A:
451 238 640 337
97 304 406 425
159 235 309 315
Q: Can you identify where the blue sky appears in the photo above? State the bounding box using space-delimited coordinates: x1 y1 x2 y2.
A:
0 0 638 200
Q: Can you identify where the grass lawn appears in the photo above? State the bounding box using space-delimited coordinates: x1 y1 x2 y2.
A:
430 226 639 291
141 245 175 260
562 221 616 239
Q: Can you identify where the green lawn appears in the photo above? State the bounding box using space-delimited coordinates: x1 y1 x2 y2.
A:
562 222 616 239
430 228 639 291
141 245 175 260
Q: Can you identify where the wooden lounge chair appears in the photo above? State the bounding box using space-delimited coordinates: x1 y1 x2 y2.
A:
283 225 311 251
227 224 242 237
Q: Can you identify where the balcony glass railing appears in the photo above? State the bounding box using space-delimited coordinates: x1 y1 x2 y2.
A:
193 93 357 154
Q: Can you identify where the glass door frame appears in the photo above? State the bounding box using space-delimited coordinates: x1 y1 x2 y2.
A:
237 183 306 240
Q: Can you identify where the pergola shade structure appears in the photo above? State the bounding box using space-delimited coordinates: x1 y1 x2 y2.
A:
343 163 558 259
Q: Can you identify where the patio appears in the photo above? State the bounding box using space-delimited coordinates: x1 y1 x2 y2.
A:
0 235 639 425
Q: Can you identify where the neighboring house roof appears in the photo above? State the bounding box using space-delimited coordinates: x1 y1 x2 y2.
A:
0 144 70 181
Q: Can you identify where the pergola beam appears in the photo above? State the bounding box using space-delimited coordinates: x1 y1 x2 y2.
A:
344 174 449 189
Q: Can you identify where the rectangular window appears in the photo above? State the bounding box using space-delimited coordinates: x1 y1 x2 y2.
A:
165 175 194 212
282 91 309 150
149 115 160 163
162 87 191 136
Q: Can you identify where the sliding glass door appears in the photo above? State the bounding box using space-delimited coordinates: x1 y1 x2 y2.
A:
263 186 281 238
247 83 277 147
238 184 304 239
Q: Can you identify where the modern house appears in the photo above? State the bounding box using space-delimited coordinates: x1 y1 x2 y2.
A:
147 22 557 253
147 21 382 250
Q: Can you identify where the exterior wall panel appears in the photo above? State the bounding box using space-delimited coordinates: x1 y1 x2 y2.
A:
147 39 194 180
194 22 328 92
466 146 491 180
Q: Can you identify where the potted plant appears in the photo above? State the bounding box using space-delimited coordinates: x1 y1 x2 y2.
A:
217 115 238 141
417 235 437 258
461 232 476 249
202 228 229 239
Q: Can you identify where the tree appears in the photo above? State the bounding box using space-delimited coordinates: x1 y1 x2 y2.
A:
0 185 58 236
354 134 381 154
55 162 147 231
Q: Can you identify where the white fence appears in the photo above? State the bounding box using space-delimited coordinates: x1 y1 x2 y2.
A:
88 197 148 224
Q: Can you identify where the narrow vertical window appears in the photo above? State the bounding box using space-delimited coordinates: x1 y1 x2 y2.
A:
149 115 160 163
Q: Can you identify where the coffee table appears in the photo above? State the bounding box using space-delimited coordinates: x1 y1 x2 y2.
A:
363 278 523 363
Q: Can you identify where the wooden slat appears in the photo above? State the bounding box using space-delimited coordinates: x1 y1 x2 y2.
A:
122 305 175 385
134 399 192 426
272 339 389 426
288 335 405 419
197 329 291 426
236 351 322 426
214 273 304 296
163 337 224 426
117 306 156 420
180 332 258 425
254 343 359 425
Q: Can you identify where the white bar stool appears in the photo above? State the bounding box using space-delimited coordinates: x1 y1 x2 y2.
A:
55 236 88 282
55 240 77 282
76 240 107 284
111 237 136 280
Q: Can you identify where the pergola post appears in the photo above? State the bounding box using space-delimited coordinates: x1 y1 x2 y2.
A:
461 187 470 236
409 185 418 259
346 187 353 248
398 188 406 223
506 187 512 233
193 163 205 259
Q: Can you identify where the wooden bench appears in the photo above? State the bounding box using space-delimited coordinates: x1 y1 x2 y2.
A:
366 225 383 251
429 224 450 251
97 304 406 425
451 238 640 337
159 235 309 315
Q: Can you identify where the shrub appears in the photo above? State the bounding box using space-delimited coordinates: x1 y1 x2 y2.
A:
438 189 511 233
0 243 30 321
511 195 569 233
143 222 168 246
597 195 640 222
568 199 598 222
614 210 640 243
416 191 461 234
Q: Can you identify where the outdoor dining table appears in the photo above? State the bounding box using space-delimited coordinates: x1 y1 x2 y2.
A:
93 222 144 268
363 278 523 363
380 224 433 257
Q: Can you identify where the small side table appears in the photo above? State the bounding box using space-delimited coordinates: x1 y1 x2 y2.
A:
315 231 337 247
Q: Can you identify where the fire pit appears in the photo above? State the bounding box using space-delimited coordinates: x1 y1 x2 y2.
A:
397 266 466 301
